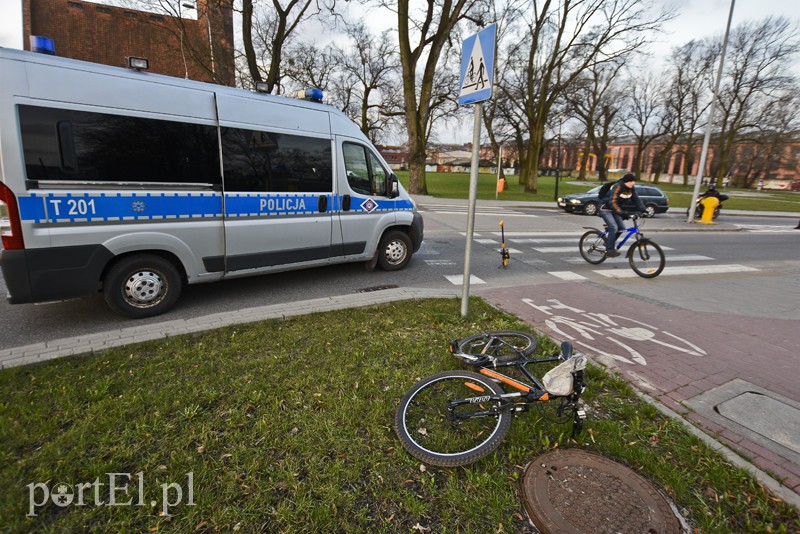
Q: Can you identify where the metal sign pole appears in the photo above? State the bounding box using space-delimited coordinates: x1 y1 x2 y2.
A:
461 102 483 317
688 0 735 221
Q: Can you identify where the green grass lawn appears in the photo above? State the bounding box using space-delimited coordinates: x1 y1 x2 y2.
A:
397 171 800 213
1 299 797 532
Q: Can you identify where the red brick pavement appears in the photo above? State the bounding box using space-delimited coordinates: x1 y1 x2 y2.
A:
478 282 800 494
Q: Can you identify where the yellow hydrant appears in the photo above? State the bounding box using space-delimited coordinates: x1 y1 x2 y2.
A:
698 197 719 224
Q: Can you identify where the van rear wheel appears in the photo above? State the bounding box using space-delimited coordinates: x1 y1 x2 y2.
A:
104 254 182 318
377 230 412 271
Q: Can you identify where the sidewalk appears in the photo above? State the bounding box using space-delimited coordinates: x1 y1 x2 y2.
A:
0 287 460 369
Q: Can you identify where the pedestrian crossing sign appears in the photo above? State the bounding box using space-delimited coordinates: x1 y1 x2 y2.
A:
458 24 496 106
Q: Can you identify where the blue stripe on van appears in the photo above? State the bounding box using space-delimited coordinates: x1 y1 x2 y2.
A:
17 192 223 223
16 192 415 223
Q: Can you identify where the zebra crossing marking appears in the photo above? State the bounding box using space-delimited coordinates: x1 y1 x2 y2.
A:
594 264 758 279
444 274 486 285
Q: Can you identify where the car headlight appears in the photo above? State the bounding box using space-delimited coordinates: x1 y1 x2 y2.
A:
569 199 582 204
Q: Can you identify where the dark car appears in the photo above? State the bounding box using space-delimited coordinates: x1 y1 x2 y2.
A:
557 184 670 217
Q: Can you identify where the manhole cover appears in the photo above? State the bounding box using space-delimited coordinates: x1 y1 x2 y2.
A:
521 449 682 534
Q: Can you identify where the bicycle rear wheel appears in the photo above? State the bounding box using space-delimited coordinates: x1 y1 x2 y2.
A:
627 238 665 278
394 371 512 467
455 331 538 363
579 230 607 264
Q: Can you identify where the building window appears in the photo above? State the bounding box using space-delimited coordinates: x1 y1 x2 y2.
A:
96 6 111 14
19 105 221 187
67 1 83 8
220 128 332 193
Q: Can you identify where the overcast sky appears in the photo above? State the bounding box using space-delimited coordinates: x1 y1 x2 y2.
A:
3 0 798 61
3 0 799 50
1 0 798 142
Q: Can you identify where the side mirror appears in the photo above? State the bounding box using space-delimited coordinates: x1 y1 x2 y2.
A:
388 174 400 198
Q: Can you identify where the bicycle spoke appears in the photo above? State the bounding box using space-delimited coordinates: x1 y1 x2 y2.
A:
628 239 665 278
396 372 512 466
405 379 501 455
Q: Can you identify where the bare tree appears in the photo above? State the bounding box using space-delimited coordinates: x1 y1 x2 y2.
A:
389 0 490 194
336 25 403 142
241 0 336 94
620 71 668 180
282 41 340 92
499 0 672 194
659 40 715 186
711 16 800 183
564 59 626 182
729 88 800 186
481 0 529 182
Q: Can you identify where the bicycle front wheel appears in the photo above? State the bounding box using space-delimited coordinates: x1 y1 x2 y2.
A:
579 229 607 264
628 238 665 278
394 371 512 467
456 331 538 363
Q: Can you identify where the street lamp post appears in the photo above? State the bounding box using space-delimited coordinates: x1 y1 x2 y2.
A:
553 116 563 202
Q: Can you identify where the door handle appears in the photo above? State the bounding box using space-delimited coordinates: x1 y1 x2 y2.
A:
342 194 351 211
318 195 328 213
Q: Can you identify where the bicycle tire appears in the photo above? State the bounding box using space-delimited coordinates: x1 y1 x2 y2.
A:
455 331 538 363
579 229 607 264
627 238 665 278
394 371 512 467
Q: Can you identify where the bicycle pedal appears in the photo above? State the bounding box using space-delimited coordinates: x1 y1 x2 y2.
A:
576 409 587 419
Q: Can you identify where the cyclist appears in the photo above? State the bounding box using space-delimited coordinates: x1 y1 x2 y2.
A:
599 173 645 257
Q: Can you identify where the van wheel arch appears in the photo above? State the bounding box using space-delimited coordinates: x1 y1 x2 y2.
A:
376 228 413 271
102 252 186 318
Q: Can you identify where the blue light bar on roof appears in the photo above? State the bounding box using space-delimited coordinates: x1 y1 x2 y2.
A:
296 88 323 103
30 36 56 55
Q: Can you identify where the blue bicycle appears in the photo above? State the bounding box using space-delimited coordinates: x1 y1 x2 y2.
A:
579 215 665 278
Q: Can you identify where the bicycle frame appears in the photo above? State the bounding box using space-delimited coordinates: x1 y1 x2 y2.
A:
595 217 643 251
447 352 582 417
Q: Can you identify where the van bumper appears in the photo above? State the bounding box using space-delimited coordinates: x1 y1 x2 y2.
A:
411 212 424 252
1 245 114 304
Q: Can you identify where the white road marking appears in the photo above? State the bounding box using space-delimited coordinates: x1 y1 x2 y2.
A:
549 271 588 281
594 264 758 279
444 275 486 285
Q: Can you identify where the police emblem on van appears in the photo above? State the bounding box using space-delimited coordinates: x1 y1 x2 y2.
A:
360 198 378 213
131 200 146 213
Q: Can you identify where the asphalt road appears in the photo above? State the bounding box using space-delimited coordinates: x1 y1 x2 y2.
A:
0 206 798 350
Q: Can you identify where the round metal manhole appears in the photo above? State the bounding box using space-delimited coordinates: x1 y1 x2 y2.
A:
521 449 682 534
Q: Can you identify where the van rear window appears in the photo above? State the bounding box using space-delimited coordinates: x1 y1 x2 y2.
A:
18 105 221 187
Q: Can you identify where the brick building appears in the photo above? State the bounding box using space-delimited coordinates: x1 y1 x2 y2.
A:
22 0 235 86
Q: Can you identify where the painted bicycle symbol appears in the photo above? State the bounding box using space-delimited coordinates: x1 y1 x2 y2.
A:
522 298 706 366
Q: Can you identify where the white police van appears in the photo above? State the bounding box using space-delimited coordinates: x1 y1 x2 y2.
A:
0 48 423 317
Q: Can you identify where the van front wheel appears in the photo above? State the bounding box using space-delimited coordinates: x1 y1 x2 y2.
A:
377 230 412 271
104 255 182 318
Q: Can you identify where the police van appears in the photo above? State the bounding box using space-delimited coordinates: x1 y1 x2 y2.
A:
0 48 423 317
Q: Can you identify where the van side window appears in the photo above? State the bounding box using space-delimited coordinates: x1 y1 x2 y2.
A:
221 128 332 193
343 142 388 196
18 105 220 186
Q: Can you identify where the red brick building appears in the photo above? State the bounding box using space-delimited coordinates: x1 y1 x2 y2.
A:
22 0 235 86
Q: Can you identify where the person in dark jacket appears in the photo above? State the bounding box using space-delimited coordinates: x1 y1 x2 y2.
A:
599 173 645 257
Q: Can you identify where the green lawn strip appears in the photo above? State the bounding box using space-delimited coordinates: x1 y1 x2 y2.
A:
1 299 797 532
398 171 800 212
